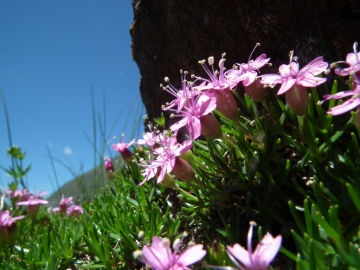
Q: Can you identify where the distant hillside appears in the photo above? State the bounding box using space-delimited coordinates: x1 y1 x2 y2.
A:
47 155 125 207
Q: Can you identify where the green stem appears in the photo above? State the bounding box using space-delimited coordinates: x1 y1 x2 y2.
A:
175 185 198 201
261 100 270 112
221 133 234 149
233 118 251 136
298 115 304 137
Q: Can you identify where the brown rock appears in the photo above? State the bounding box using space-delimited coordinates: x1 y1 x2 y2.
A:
130 0 360 127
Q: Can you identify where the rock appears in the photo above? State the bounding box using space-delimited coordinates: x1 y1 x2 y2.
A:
130 0 360 127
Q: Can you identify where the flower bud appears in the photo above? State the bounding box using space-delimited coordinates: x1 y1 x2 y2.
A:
285 85 309 116
200 114 222 139
214 88 238 120
171 157 196 182
244 79 267 102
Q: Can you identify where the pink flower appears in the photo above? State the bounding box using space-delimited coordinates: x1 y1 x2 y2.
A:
104 157 114 172
66 205 84 217
0 210 24 244
112 134 135 162
161 71 195 112
17 191 49 219
225 44 270 88
137 126 162 148
322 82 360 115
0 210 24 227
227 221 282 270
334 42 360 77
140 133 193 184
170 93 218 140
134 234 206 270
4 188 32 203
193 54 239 120
261 52 328 95
52 196 73 214
193 53 231 92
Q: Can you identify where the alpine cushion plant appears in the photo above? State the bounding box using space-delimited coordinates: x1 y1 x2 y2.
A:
261 51 328 116
5 41 360 270
133 234 206 270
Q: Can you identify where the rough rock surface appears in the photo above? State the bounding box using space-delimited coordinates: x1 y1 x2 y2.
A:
130 0 360 127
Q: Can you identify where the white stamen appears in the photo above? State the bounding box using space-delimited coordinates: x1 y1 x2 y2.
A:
208 56 214 65
289 51 294 63
219 58 225 68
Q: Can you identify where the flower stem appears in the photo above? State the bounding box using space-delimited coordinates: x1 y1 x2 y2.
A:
175 185 199 201
298 115 304 136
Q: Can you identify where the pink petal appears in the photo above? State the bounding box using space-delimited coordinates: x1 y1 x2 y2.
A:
241 71 258 86
170 117 188 132
346 52 360 66
174 140 193 156
177 245 206 266
142 237 170 269
199 96 217 116
227 244 251 267
0 211 10 223
254 234 282 265
277 78 296 95
327 98 360 115
279 63 298 77
251 54 270 69
187 117 202 140
322 90 358 101
298 56 328 77
260 74 282 85
297 75 326 87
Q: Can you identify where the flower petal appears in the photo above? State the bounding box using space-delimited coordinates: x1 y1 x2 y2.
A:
142 237 170 270
327 98 360 115
177 244 206 266
226 244 251 268
254 234 282 266
277 78 296 95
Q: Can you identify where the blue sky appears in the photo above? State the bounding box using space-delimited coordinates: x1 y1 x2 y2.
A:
0 1 144 196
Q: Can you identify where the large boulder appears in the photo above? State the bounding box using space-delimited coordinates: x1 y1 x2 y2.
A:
130 0 360 127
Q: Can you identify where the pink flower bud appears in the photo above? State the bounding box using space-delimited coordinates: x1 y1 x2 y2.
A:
244 79 267 102
200 114 222 139
285 85 309 116
104 157 114 172
171 157 196 182
213 88 238 120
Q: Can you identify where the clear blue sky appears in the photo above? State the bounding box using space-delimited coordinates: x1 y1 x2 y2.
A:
0 1 144 196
